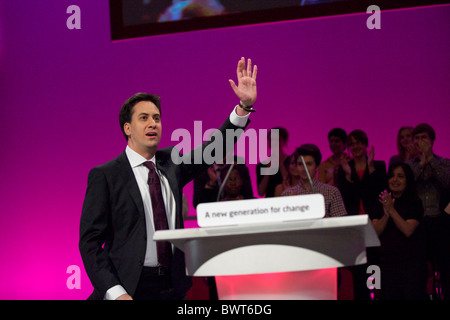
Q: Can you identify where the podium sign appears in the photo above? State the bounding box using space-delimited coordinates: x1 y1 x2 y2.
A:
196 194 325 227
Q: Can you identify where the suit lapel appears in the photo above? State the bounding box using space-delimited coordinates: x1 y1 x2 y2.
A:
115 149 182 229
116 152 145 219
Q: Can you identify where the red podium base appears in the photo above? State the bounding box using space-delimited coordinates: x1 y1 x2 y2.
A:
215 268 337 300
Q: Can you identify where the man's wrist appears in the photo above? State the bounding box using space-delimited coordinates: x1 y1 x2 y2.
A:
231 106 250 126
238 101 255 113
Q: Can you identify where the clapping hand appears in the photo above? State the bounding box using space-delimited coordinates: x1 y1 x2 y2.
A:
379 190 395 215
416 138 433 166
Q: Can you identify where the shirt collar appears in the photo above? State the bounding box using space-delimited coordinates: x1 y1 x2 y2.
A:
125 146 156 168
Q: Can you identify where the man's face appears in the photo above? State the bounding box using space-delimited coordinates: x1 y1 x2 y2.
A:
413 132 433 153
296 155 317 182
124 101 161 157
329 136 345 155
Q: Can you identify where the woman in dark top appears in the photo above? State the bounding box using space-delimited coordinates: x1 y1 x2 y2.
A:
336 129 387 300
370 162 427 300
336 129 387 216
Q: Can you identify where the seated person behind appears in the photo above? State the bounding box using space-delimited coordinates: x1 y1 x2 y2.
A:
193 156 253 208
256 127 289 198
282 144 347 218
274 154 301 197
318 127 351 186
199 164 253 203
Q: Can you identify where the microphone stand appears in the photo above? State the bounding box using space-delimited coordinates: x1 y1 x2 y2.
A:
216 163 234 202
300 156 315 193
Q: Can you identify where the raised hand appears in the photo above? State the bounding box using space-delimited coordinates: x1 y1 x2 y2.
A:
229 57 257 108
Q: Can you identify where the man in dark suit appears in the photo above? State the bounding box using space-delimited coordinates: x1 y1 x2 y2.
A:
79 57 257 300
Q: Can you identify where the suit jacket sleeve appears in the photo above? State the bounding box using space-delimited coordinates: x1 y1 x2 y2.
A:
79 167 121 298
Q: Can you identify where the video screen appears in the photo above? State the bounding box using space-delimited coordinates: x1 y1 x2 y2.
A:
121 0 343 26
110 0 445 40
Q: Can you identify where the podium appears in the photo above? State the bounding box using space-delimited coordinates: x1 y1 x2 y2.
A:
154 215 380 300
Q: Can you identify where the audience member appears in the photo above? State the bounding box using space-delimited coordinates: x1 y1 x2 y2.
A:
336 129 387 216
336 129 387 300
274 154 301 197
256 127 289 198
193 156 253 208
407 123 450 300
389 126 418 167
220 164 254 201
318 128 352 186
281 144 347 218
370 163 427 300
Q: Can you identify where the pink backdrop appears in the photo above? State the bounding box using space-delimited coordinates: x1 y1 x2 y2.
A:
0 1 449 299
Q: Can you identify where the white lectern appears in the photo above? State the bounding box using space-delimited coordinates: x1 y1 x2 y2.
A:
154 215 380 300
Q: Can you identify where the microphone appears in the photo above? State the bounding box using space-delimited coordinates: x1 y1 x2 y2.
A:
217 163 234 202
300 156 315 193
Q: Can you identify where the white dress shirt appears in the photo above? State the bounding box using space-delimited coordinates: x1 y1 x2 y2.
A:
105 106 250 299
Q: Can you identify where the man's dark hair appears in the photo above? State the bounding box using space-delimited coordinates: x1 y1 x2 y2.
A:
328 128 347 145
294 143 322 167
119 92 161 141
412 123 436 141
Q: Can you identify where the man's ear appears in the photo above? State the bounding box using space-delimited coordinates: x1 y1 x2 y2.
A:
124 122 131 137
